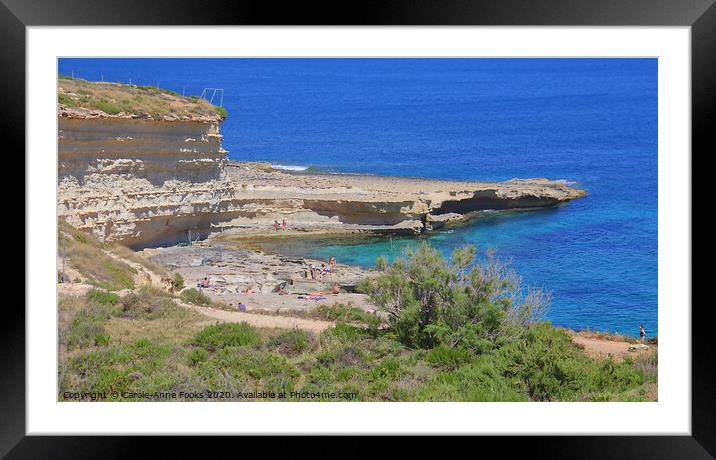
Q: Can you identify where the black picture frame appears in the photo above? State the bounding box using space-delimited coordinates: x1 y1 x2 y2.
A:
6 0 710 455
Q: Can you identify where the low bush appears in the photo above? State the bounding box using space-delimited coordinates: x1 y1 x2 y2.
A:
187 347 210 366
416 358 527 402
87 289 120 307
190 323 261 352
116 287 175 320
214 106 228 119
317 343 365 368
64 304 111 350
181 288 212 306
268 328 316 356
172 273 185 290
316 303 381 335
320 322 367 345
58 94 75 106
424 345 472 370
492 323 644 401
60 338 178 399
629 349 658 385
193 348 299 395
92 98 133 115
369 356 404 381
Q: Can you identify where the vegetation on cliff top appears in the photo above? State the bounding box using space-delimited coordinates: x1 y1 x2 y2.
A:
58 75 227 121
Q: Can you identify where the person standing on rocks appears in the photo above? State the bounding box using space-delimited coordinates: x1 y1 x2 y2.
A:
329 256 336 273
282 219 287 231
639 324 646 342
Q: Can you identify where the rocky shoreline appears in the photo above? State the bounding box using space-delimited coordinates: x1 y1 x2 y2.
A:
141 240 376 313
216 161 586 240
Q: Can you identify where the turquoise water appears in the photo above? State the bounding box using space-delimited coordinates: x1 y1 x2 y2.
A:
58 58 657 337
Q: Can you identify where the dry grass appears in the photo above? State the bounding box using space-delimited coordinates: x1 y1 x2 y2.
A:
105 306 208 345
58 295 88 331
59 220 174 291
571 329 639 344
58 295 90 364
58 76 225 121
113 245 169 278
58 221 137 291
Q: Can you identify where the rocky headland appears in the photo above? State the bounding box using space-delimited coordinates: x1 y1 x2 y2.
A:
58 78 585 248
58 77 586 309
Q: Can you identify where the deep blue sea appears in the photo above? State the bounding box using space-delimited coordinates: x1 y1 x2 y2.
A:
58 58 658 337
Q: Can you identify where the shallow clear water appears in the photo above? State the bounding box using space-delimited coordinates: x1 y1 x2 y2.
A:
59 58 657 337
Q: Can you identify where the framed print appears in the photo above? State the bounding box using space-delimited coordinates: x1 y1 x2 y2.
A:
7 0 712 455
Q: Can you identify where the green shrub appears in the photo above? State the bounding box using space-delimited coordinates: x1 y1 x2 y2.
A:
87 289 120 306
317 343 365 367
321 322 366 344
493 323 644 401
365 336 405 360
269 328 316 356
360 242 550 350
58 94 75 106
416 357 527 402
187 347 209 366
181 288 212 306
370 356 404 381
316 303 381 335
425 345 472 369
93 98 123 114
61 339 178 399
193 348 299 395
115 287 174 320
64 304 112 350
630 350 658 384
190 323 261 351
214 106 228 119
172 273 184 290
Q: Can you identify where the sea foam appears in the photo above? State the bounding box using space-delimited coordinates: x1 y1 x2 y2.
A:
272 164 309 171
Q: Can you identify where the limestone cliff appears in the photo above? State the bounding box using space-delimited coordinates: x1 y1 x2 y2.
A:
58 80 586 249
58 117 237 247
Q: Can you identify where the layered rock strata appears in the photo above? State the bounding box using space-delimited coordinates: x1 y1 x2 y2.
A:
58 117 586 248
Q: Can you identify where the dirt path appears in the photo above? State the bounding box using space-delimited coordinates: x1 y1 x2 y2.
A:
177 300 334 333
570 333 654 361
